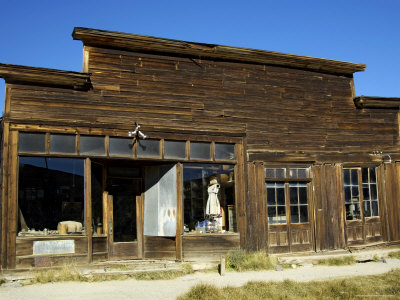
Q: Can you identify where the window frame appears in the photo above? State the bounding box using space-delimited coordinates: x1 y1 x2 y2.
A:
343 166 380 221
265 167 311 225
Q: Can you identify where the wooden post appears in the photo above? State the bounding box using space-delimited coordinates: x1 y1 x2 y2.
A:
85 158 92 263
219 255 225 276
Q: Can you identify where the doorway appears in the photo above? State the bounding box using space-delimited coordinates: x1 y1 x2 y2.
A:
107 177 143 259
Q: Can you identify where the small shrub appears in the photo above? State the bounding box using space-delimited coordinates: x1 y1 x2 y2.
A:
388 250 400 259
177 283 223 300
317 255 356 266
225 250 277 271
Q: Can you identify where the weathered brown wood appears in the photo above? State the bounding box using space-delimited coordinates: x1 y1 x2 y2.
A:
0 121 10 268
235 142 246 249
136 180 143 259
6 131 18 269
85 158 92 263
144 236 175 259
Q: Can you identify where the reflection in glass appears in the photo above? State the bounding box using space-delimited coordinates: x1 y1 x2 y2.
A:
80 136 105 155
164 140 186 159
190 142 211 160
215 143 235 160
50 134 76 154
138 139 160 157
19 133 46 153
18 157 84 234
183 164 235 233
110 137 133 156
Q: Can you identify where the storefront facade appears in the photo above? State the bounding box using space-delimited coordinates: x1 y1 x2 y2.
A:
0 28 399 269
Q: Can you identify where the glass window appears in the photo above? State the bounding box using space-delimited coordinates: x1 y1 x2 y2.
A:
18 133 46 153
110 137 133 157
344 167 379 220
361 167 379 218
80 136 105 155
50 134 76 154
265 166 310 225
164 140 186 159
190 142 211 160
343 168 361 220
266 182 286 224
183 164 235 233
137 139 160 157
18 157 85 235
215 143 235 160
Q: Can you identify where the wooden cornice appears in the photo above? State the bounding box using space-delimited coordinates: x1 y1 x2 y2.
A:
354 96 400 109
72 27 366 76
0 63 91 91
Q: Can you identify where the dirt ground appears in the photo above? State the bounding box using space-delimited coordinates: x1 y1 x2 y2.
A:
1 259 399 300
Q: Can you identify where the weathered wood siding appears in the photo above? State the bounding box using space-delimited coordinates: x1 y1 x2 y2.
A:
5 46 399 157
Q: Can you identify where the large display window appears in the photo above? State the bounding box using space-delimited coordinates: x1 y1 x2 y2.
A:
183 163 236 234
18 157 85 236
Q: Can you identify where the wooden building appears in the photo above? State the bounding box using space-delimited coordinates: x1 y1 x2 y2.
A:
0 27 399 269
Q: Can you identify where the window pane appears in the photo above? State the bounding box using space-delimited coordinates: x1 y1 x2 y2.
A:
80 136 105 155
215 143 235 160
277 206 287 224
372 201 379 216
363 185 370 200
19 133 46 153
370 184 377 200
276 168 285 178
361 168 369 183
346 202 361 220
267 188 276 205
164 140 186 159
190 142 211 160
268 207 277 224
300 205 309 222
138 139 160 157
343 169 350 185
351 169 358 185
290 206 299 223
18 157 84 234
289 168 307 179
363 200 371 218
110 137 133 156
299 186 307 204
50 134 76 154
351 186 359 198
276 186 285 205
369 168 376 183
344 186 351 202
266 168 275 178
289 186 298 205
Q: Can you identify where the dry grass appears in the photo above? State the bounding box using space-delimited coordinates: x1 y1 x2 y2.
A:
178 269 400 300
388 250 400 259
316 255 356 266
27 263 193 285
225 250 277 272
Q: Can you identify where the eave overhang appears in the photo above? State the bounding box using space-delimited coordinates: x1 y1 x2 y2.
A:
354 96 400 109
0 63 91 91
72 27 366 76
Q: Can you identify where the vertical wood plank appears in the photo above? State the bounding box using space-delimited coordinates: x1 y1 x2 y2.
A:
377 164 388 242
6 130 18 269
0 122 10 268
255 162 266 251
235 142 246 249
136 179 143 259
85 158 92 263
175 163 183 260
107 194 114 257
102 191 109 244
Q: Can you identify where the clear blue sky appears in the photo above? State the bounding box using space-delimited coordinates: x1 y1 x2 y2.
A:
1 1 399 114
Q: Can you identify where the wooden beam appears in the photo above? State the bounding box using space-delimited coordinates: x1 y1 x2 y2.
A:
175 163 183 261
85 158 92 263
0 122 10 269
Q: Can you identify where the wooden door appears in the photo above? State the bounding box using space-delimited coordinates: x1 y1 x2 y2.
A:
107 178 143 260
344 167 383 246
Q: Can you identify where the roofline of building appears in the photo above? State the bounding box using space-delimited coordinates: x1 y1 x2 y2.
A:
72 27 366 76
354 96 400 109
0 63 91 91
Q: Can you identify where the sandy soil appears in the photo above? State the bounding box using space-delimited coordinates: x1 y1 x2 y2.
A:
1 260 399 300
